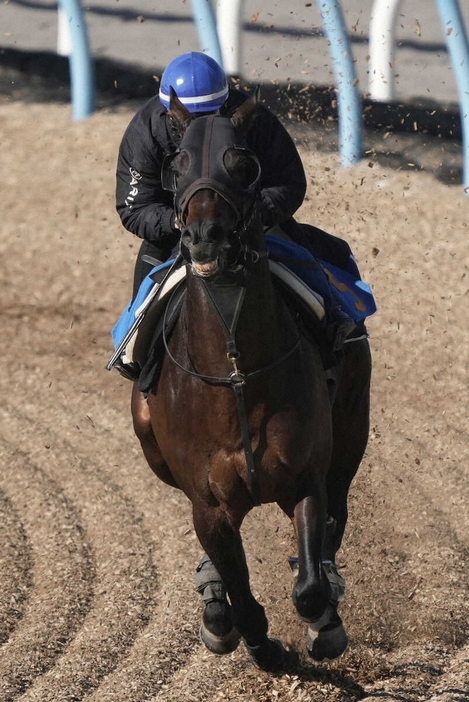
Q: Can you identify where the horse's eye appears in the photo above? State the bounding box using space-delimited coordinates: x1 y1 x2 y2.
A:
224 150 260 188
241 156 261 187
161 151 191 192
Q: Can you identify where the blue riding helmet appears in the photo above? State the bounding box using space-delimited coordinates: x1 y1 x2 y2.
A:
159 52 229 113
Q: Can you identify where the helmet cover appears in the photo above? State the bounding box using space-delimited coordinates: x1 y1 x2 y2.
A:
159 52 228 113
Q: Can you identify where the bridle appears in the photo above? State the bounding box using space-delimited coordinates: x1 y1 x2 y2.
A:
160 113 302 505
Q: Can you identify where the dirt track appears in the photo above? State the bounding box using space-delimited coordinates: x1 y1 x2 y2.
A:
1 100 468 701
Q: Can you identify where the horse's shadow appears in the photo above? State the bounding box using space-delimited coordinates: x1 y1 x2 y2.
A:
273 658 469 702
260 649 367 699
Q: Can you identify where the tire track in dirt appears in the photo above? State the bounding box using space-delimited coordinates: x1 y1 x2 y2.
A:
0 395 203 701
344 429 469 701
0 489 33 644
0 406 157 700
0 440 94 701
1 294 207 701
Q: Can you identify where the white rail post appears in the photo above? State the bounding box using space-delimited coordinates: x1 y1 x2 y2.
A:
216 0 244 77
368 0 402 101
57 3 72 57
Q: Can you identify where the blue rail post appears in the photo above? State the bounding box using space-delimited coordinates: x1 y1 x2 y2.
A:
58 0 94 120
190 0 224 67
435 0 469 191
318 0 363 166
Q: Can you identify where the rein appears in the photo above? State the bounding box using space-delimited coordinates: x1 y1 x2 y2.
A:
161 266 302 506
162 291 302 386
160 114 299 505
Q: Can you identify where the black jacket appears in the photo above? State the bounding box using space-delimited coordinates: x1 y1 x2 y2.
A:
116 89 307 260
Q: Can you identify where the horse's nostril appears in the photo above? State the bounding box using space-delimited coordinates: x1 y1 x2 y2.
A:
183 223 224 251
209 225 225 242
182 228 198 246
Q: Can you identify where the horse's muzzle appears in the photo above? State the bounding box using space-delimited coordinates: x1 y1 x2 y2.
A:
188 241 233 278
192 259 219 277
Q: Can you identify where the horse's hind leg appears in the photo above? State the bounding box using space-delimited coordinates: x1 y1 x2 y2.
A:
305 338 371 662
192 502 286 671
327 338 371 557
289 490 349 663
291 492 331 623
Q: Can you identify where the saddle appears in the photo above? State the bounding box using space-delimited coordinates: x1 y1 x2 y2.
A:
109 237 376 390
114 259 330 392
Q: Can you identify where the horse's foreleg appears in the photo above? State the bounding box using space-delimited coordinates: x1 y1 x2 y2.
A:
194 553 241 655
130 383 180 489
192 502 286 670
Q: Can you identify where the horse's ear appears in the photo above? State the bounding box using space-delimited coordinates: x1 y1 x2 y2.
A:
167 86 193 137
231 86 260 137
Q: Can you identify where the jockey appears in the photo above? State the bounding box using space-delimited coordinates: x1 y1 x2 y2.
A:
117 52 309 294
115 52 358 378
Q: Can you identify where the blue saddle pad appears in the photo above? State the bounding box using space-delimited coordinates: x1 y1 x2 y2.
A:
265 235 376 322
320 259 377 322
111 260 174 350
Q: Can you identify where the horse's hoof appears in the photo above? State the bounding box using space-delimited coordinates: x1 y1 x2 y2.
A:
244 637 287 671
199 598 239 655
199 623 241 655
306 606 348 662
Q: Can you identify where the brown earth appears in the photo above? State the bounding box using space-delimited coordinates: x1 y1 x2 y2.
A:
0 96 468 702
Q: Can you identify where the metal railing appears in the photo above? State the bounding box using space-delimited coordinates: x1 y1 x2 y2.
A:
57 0 469 187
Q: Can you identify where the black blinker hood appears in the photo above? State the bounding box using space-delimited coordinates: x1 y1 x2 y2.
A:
168 114 260 222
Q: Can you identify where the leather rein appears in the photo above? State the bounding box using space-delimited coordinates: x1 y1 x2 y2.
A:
161 241 302 507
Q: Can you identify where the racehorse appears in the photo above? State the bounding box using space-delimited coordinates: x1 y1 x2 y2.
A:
131 87 372 670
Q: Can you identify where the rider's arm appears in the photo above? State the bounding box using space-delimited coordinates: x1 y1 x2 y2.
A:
249 106 307 227
115 118 180 255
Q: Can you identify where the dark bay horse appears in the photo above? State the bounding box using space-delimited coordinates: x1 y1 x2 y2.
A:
131 88 372 670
